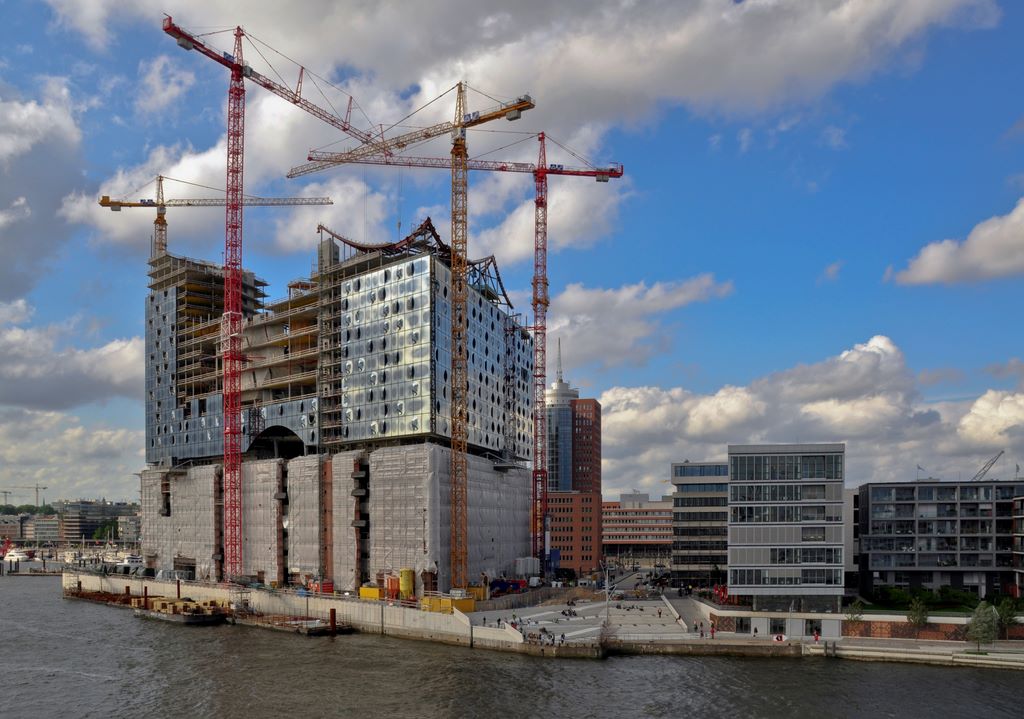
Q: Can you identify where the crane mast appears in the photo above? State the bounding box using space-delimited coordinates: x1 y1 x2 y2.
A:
221 26 246 580
532 133 550 566
449 83 470 590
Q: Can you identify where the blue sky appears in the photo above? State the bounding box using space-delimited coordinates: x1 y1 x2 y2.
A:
1 1 1022 502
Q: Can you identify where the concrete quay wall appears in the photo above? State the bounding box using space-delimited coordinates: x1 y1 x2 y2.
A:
63 571 546 654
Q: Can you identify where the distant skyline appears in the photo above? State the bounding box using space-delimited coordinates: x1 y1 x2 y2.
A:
0 1 1022 501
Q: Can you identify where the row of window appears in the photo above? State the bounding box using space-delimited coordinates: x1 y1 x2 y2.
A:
674 482 728 493
730 483 828 503
672 464 729 477
674 512 728 522
674 555 728 565
673 526 728 537
730 454 843 482
869 485 1020 502
768 547 843 565
672 540 727 551
673 497 728 507
729 568 843 586
730 505 842 524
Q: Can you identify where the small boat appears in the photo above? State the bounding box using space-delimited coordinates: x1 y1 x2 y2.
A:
117 554 144 568
133 608 226 626
4 549 30 562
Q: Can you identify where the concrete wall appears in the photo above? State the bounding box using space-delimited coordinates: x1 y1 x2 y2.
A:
140 465 218 580
63 572 528 651
286 455 322 579
241 459 282 581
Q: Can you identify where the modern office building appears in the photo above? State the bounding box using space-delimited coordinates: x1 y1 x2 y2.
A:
602 492 673 568
57 500 135 543
670 461 729 588
29 516 61 544
140 220 535 592
544 344 601 494
544 344 602 577
859 479 1021 598
548 490 602 578
727 443 846 612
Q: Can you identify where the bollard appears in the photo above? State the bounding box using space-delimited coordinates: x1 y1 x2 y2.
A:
330 608 336 634
176 578 181 599
144 585 149 610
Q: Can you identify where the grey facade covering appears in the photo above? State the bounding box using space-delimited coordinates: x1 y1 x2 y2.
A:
727 443 845 610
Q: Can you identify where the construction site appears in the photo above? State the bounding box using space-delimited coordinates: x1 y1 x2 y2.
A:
118 17 623 605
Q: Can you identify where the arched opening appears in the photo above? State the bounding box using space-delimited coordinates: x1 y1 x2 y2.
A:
246 425 305 460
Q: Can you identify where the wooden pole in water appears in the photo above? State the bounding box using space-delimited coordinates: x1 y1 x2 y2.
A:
176 578 181 599
330 607 336 635
143 585 149 610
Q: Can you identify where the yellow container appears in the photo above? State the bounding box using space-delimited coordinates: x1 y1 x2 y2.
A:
420 596 445 613
359 586 380 601
399 568 415 599
466 586 486 601
451 598 476 614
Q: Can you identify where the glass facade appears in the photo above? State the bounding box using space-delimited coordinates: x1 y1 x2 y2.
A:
671 462 729 586
726 444 845 606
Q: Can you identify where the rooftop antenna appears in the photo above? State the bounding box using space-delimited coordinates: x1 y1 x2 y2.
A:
556 337 564 383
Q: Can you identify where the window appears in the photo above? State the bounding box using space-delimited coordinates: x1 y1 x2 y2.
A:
770 618 786 635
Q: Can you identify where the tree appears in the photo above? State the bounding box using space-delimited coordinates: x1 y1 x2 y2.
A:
845 599 865 622
906 597 929 638
966 601 997 652
995 598 1019 640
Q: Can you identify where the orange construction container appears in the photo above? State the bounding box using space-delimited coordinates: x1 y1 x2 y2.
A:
385 574 400 600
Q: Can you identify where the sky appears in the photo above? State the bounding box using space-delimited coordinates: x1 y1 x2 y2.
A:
1 0 1022 503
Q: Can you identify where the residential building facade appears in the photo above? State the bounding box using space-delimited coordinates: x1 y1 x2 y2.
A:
670 461 728 588
859 479 1020 598
727 443 845 612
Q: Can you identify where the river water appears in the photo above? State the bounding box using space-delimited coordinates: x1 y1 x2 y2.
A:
1 573 1020 718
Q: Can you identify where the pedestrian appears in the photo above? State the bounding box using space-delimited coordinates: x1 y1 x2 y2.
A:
658 609 662 619
710 622 715 640
814 629 820 643
561 633 565 645
753 627 758 639
700 628 705 639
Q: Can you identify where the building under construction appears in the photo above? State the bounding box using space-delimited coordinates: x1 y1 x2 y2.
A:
140 219 533 594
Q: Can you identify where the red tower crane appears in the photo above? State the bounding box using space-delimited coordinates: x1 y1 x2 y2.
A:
295 134 623 572
162 16 390 580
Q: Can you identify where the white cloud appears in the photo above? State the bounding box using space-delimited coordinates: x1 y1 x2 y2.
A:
0 77 85 300
0 407 143 501
272 176 391 253
135 55 195 114
893 197 1024 284
0 299 34 325
0 196 31 230
599 335 1024 498
0 77 80 164
0 317 144 410
549 275 733 374
956 390 1024 447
